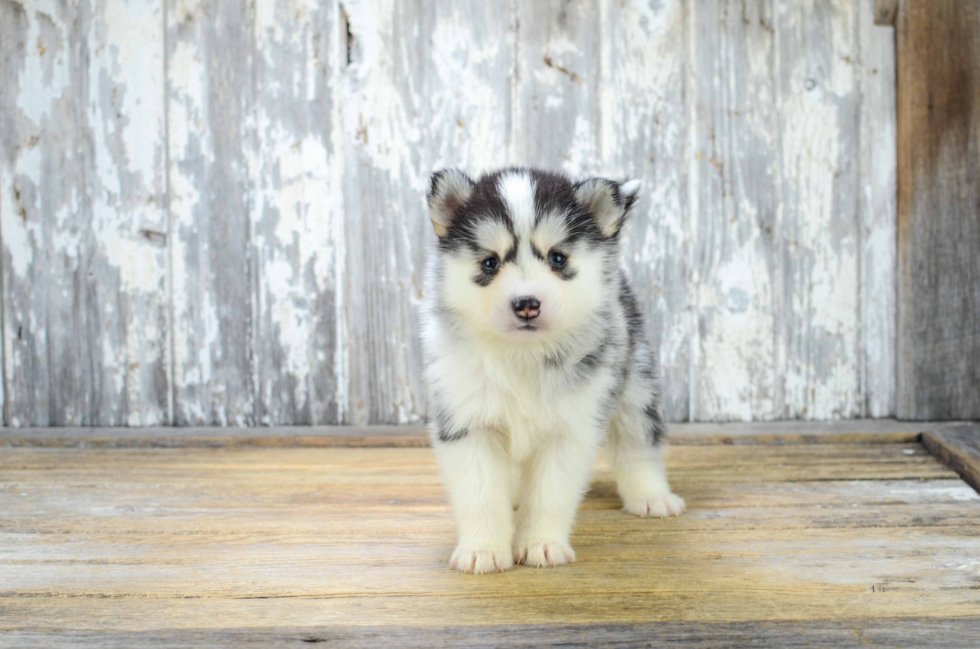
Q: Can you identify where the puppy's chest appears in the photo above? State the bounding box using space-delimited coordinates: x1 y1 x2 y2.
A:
489 364 564 427
480 355 613 440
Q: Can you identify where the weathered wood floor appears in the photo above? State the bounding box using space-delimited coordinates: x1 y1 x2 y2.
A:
2 423 980 647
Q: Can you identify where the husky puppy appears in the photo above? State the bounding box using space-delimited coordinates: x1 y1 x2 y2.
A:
421 167 684 574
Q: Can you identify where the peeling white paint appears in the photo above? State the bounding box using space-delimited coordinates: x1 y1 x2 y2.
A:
1 0 898 425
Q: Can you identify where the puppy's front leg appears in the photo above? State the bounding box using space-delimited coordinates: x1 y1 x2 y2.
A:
435 427 515 574
513 435 597 568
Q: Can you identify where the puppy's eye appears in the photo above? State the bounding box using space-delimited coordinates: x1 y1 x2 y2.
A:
481 256 500 273
548 251 567 268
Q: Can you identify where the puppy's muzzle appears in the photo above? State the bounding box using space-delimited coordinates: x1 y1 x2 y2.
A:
512 296 541 321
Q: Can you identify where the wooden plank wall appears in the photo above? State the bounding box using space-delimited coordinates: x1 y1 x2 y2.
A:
0 0 897 426
896 0 980 420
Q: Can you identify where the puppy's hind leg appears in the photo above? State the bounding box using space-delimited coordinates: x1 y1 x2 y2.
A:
607 395 685 519
435 427 515 574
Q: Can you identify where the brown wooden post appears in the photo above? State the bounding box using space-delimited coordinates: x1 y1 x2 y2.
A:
897 0 980 419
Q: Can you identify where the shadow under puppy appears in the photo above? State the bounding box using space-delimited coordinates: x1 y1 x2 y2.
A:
421 167 684 574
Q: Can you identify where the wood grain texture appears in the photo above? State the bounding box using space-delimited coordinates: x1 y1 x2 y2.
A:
896 0 980 419
166 0 255 425
512 0 600 173
336 0 435 426
0 0 170 426
0 419 941 448
0 442 978 639
775 0 862 419
689 0 780 420
251 0 341 425
858 0 898 418
922 424 980 494
1 0 902 425
6 618 980 649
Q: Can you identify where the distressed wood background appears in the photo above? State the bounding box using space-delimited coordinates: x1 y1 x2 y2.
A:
0 0 897 427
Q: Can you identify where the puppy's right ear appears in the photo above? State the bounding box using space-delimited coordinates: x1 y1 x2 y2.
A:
427 169 474 238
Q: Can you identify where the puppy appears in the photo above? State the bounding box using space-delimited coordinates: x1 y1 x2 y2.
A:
421 167 684 574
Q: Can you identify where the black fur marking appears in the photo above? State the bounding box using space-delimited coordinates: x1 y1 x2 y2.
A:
439 425 469 443
555 265 578 281
503 244 518 264
615 272 665 445
431 405 469 443
437 170 514 254
472 271 495 287
434 168 636 265
532 170 609 245
644 401 666 446
578 337 610 373
639 361 657 380
618 272 644 354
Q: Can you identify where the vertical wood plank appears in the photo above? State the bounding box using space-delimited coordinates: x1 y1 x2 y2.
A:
167 0 256 425
775 0 862 419
598 0 691 421
511 0 600 174
251 0 342 424
858 0 897 417
689 0 780 420
424 0 513 174
1 0 170 426
896 0 980 419
338 0 430 424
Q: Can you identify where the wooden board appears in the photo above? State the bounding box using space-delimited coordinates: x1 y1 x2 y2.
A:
251 0 342 425
166 0 255 426
1 438 979 644
896 0 980 419
337 0 432 426
922 424 980 494
859 0 899 418
0 0 170 426
0 0 901 426
6 618 980 649
689 0 780 420
0 419 947 448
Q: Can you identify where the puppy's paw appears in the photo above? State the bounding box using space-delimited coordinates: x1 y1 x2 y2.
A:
450 544 514 574
623 491 686 518
514 541 575 568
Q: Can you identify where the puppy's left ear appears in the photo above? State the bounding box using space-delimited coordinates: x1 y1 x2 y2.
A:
427 169 475 238
574 177 642 237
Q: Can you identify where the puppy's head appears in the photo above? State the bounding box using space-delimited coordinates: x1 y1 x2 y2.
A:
427 167 639 344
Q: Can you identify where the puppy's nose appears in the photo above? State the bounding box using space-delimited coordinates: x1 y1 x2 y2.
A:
512 296 541 320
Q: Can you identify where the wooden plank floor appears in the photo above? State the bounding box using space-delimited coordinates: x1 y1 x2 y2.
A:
2 426 980 647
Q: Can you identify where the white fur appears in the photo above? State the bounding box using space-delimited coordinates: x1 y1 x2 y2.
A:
498 171 536 237
423 169 684 574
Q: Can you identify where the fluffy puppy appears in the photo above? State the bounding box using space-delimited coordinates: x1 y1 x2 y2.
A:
421 167 684 574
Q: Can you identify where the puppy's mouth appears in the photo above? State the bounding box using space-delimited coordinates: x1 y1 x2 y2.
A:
511 321 543 333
